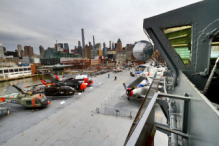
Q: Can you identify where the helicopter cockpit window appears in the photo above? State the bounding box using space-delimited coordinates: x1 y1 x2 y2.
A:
39 96 46 102
163 25 191 65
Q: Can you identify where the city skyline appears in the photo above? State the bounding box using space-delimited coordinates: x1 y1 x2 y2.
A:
0 0 201 54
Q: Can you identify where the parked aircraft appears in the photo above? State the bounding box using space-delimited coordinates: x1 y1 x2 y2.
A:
0 84 51 108
52 75 87 91
123 76 150 100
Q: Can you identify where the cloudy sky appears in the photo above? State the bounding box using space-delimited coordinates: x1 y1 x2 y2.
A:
0 0 202 54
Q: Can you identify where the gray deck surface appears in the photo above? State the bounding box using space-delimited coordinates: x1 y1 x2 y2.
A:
0 69 167 146
1 70 138 146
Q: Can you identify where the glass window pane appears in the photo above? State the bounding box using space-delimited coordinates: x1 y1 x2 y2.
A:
163 25 191 65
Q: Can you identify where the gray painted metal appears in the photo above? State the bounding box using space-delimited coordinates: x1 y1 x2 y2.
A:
173 72 219 146
143 0 219 90
125 92 158 146
126 1 219 145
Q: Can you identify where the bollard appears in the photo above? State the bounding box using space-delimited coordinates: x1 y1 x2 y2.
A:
115 109 119 116
7 109 10 116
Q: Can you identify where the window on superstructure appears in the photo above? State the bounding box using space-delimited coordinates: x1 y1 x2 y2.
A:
4 70 9 73
163 25 191 65
0 70 3 74
9 69 14 72
209 33 219 76
19 68 23 71
14 69 18 72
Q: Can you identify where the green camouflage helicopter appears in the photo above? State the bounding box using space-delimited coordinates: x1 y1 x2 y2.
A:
0 84 51 108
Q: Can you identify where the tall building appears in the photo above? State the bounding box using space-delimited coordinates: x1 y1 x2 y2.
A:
39 45 44 55
81 29 85 48
112 42 115 50
82 45 91 59
89 42 92 47
3 47 6 53
59 43 63 48
93 35 95 46
78 41 81 47
95 43 101 50
55 44 62 52
64 43 69 53
24 46 34 57
0 43 4 57
109 41 111 49
17 44 23 57
115 38 122 51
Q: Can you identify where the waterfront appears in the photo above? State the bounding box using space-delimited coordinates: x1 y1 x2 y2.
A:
0 70 66 95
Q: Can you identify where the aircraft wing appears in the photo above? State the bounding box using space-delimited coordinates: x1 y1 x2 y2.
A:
147 77 153 84
127 76 147 88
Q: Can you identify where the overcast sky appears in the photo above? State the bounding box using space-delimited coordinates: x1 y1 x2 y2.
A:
0 0 202 54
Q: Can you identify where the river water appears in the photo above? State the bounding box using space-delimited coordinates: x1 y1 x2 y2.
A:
0 75 53 95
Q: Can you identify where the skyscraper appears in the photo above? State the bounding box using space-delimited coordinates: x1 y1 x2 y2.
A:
59 43 63 48
78 41 81 47
64 43 69 53
115 38 122 51
24 46 34 57
17 44 23 57
95 43 101 50
81 29 85 49
112 42 115 50
39 45 44 55
109 41 111 49
93 35 95 46
0 43 4 57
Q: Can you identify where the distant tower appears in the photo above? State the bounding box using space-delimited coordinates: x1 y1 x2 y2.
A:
58 43 63 48
17 44 23 57
89 42 92 46
64 43 69 53
116 38 122 51
39 45 44 55
24 46 34 57
109 41 111 49
0 43 4 57
112 42 115 50
81 29 85 48
93 35 95 46
78 41 81 47
103 42 106 49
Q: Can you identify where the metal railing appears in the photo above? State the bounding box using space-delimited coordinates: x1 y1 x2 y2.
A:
96 106 137 119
